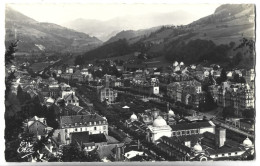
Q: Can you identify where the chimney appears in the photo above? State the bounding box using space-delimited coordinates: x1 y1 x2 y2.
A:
215 127 226 148
115 145 121 161
138 139 140 150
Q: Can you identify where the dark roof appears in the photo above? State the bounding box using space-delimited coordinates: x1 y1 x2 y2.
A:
160 136 191 154
71 131 89 144
201 132 246 155
65 104 86 114
171 121 214 131
97 143 124 159
89 134 107 143
172 134 203 147
132 120 144 127
60 114 106 128
64 94 79 101
71 132 107 145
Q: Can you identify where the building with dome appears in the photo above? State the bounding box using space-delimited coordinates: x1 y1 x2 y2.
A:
146 116 172 143
155 127 254 161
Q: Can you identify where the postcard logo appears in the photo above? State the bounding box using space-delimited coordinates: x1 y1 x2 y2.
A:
17 141 34 158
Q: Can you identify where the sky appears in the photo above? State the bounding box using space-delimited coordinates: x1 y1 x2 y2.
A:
7 3 221 25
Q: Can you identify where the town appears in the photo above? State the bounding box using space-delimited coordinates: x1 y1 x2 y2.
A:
5 44 255 161
4 3 256 163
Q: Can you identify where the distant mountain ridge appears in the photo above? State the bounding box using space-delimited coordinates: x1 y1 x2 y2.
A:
75 4 255 69
5 7 103 54
63 10 197 42
105 26 162 44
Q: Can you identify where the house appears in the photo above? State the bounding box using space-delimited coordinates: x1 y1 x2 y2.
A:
23 116 53 137
71 70 84 82
81 68 89 76
60 73 72 80
66 67 74 74
63 93 79 106
204 70 210 77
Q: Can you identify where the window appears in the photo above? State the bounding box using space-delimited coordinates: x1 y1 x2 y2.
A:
94 127 97 130
75 123 77 126
75 128 77 132
172 132 176 136
103 121 106 124
94 122 96 125
215 154 218 157
228 153 231 156
103 126 106 130
235 152 237 155
65 129 68 133
222 154 225 157
89 122 92 125
99 121 101 125
80 128 82 132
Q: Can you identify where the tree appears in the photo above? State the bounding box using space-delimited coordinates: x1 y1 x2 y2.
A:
61 143 100 162
222 106 235 118
5 41 18 66
243 108 255 119
5 41 18 96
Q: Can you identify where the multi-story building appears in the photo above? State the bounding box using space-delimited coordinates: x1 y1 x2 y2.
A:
167 80 203 107
98 75 117 104
58 114 108 144
218 83 254 112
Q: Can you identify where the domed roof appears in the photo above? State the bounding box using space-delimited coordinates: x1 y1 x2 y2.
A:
153 116 167 127
193 142 203 152
243 137 253 146
130 113 137 121
168 109 174 116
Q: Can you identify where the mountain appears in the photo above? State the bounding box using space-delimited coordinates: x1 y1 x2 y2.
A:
5 7 103 54
105 26 162 44
75 4 255 69
62 19 120 42
62 10 196 42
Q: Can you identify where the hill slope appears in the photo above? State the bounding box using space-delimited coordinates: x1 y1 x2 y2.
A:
75 4 255 69
105 26 162 44
5 7 103 54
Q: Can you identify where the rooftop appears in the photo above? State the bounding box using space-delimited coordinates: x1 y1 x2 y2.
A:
170 121 215 131
60 114 106 128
